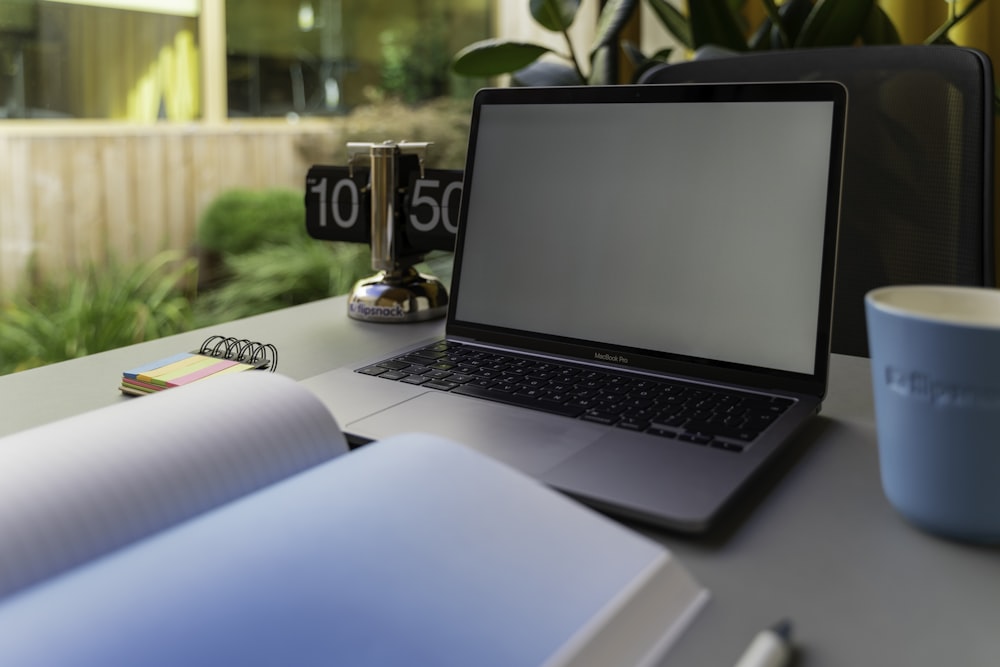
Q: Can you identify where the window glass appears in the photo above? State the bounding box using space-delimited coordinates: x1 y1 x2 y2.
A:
1 0 490 120
1 1 200 120
0 1 489 375
227 0 488 117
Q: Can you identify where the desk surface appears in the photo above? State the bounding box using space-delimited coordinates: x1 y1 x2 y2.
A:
1 294 997 666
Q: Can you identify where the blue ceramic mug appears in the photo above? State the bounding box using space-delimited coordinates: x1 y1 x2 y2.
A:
865 285 1000 544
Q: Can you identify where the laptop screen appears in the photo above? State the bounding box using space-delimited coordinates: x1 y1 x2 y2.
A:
449 83 845 385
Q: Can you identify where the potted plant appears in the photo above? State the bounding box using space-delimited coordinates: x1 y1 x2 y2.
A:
452 0 993 97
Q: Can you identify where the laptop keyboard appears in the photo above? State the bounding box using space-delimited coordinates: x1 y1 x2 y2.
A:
357 342 794 453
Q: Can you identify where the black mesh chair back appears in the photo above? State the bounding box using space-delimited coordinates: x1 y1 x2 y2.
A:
640 46 995 357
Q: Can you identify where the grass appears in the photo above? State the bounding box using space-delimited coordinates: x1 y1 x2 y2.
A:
0 238 371 376
193 238 371 326
0 252 196 375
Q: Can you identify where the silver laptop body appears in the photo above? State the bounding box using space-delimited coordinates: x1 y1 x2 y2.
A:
304 81 848 532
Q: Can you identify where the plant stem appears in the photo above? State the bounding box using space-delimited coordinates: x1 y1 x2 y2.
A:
924 0 987 44
561 27 588 81
760 0 788 47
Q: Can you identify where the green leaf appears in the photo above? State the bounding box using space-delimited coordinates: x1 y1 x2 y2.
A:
777 0 816 47
689 0 748 52
511 60 585 86
452 39 553 77
860 5 902 45
753 0 814 49
749 0 782 50
588 45 616 85
591 0 638 50
748 19 774 49
795 0 875 47
691 44 741 60
645 0 692 49
622 40 645 67
760 0 781 26
625 41 673 83
530 0 580 32
647 47 674 61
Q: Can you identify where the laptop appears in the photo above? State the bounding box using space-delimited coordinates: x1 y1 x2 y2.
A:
303 81 848 532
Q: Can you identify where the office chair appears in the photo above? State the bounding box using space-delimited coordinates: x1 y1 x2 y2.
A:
640 45 995 357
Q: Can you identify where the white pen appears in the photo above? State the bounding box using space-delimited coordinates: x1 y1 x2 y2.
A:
733 619 794 667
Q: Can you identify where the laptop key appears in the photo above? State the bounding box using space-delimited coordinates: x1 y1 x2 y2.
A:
711 441 746 453
453 384 585 418
424 380 460 391
650 416 688 430
378 360 411 371
743 398 786 414
683 421 758 442
411 349 448 360
428 362 457 371
617 418 650 431
514 388 548 399
581 411 620 426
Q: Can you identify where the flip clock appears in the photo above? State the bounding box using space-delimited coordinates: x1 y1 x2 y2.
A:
305 141 462 323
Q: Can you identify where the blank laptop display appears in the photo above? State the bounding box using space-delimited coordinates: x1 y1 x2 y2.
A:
303 81 848 532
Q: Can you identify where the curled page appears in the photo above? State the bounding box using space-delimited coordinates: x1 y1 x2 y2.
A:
0 371 347 599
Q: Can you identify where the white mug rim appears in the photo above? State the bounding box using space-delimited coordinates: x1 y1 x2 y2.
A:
866 285 1000 329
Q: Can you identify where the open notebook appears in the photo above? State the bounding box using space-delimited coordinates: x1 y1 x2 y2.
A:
0 373 705 666
305 81 848 532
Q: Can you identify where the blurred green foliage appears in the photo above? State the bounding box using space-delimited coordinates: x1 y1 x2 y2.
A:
0 188 372 376
0 252 196 375
197 188 311 255
193 235 370 326
193 186 371 325
452 0 990 86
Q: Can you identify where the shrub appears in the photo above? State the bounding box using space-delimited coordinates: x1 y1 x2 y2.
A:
0 252 195 375
192 238 370 326
196 188 311 256
192 186 372 325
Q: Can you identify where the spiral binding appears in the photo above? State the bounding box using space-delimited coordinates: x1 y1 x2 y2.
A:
197 335 278 372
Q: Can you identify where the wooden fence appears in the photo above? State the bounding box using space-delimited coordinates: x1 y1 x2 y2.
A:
0 120 346 298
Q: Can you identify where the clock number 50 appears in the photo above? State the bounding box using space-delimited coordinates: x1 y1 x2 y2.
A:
409 179 462 234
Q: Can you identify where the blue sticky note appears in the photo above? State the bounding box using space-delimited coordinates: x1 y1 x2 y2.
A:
123 353 195 380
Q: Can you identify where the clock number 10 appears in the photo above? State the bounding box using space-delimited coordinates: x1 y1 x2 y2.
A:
309 176 362 230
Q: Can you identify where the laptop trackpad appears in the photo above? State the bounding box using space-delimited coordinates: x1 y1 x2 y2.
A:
345 392 605 477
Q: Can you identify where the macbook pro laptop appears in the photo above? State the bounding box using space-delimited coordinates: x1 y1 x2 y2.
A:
304 81 848 532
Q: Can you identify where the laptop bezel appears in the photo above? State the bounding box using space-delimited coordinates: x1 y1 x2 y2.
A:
445 82 848 399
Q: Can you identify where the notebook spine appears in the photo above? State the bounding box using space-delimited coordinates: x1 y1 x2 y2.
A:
197 335 278 372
